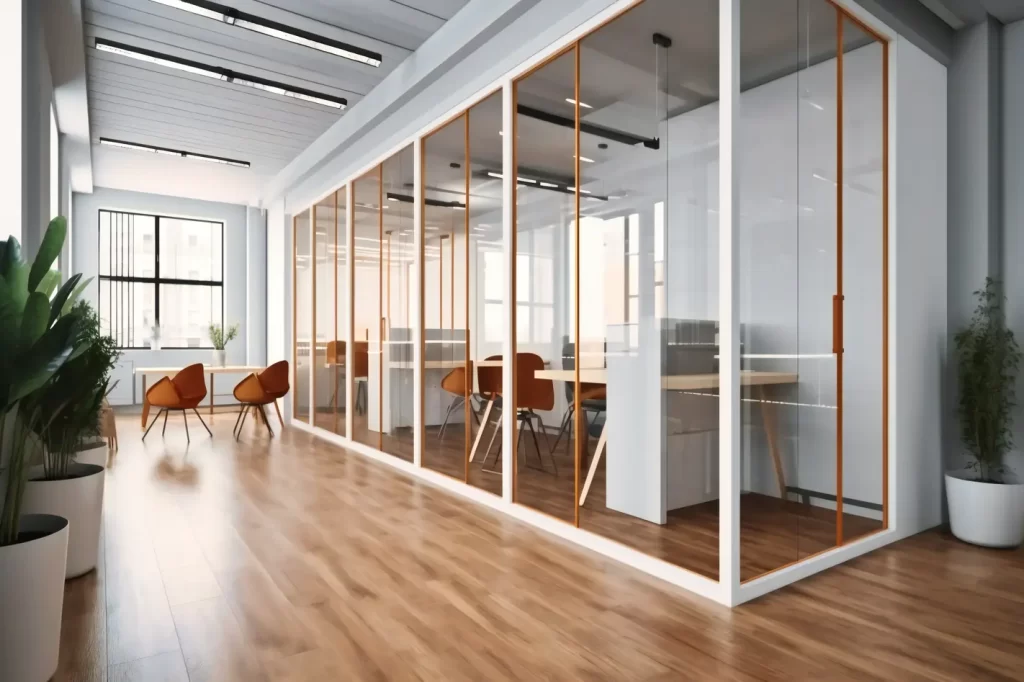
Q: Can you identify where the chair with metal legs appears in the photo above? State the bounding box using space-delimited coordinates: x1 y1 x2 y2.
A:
437 362 482 440
232 361 289 439
481 353 557 475
550 342 606 458
142 364 212 443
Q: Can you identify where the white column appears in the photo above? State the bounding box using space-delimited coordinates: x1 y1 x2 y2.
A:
0 0 22 243
413 140 424 466
718 0 740 605
501 80 515 501
345 184 355 441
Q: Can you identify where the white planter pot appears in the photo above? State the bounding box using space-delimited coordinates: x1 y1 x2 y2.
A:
213 349 226 367
74 441 109 468
946 470 1024 548
0 514 69 682
21 463 106 578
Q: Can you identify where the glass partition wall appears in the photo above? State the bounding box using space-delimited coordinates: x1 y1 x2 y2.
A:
289 0 890 599
293 209 312 424
736 0 888 581
421 91 504 495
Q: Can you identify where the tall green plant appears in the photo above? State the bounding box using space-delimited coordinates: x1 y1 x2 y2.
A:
955 278 1021 483
32 301 119 480
0 217 93 545
208 323 238 350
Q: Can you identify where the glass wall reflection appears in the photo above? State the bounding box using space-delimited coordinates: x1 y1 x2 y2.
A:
352 170 382 450
333 186 349 437
313 192 337 433
514 48 577 524
381 146 415 463
294 208 311 424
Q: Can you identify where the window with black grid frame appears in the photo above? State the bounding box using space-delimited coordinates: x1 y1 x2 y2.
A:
97 209 224 349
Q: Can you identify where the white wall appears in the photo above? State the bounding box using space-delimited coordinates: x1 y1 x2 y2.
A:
246 206 267 366
893 37 947 539
72 186 262 404
20 0 53 257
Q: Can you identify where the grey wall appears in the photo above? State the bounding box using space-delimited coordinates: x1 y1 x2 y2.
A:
1002 18 1024 479
72 187 264 403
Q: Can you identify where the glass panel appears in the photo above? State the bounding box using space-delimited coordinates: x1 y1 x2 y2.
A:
99 280 155 348
468 92 505 494
313 192 339 433
514 48 577 524
739 0 839 580
422 112 469 481
381 146 415 462
352 171 382 449
294 209 312 424
159 284 222 348
160 219 223 281
841 17 886 542
576 0 720 581
334 186 349 437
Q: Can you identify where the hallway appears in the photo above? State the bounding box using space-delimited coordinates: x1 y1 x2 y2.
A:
56 414 1024 681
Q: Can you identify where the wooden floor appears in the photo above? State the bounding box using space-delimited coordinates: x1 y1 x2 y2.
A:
320 405 880 581
61 411 1024 681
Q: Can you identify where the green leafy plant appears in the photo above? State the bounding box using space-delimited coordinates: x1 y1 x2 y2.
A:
0 217 93 545
208 323 238 350
955 277 1021 483
30 301 120 480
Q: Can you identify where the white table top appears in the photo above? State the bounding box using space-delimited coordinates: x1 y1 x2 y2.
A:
534 369 798 390
134 365 265 375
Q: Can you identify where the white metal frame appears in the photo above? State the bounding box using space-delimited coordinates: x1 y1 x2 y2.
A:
284 0 900 608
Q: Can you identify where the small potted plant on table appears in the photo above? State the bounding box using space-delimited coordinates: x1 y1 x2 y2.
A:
208 322 238 367
0 217 93 681
948 278 1024 547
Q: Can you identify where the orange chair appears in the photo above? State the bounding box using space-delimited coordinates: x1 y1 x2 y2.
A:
353 341 369 415
438 361 479 440
142 363 211 443
232 361 290 439
480 353 557 475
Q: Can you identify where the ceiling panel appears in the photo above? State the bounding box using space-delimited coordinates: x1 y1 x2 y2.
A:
84 0 470 204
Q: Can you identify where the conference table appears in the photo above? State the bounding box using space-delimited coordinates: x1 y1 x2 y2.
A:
533 368 799 506
134 365 266 428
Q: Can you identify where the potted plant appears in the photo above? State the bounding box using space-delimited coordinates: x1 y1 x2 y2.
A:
22 301 118 578
0 217 93 681
208 322 238 367
948 278 1024 547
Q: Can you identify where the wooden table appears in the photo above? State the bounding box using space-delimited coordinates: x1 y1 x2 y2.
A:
533 369 799 506
135 366 265 428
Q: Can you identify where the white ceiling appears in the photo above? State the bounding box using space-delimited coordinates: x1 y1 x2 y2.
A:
83 0 469 205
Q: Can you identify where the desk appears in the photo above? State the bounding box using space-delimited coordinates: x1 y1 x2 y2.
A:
533 369 798 507
135 366 265 428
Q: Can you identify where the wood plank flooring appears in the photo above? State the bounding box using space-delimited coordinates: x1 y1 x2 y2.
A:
57 410 1024 681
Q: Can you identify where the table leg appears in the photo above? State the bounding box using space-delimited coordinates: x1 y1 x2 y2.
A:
469 399 494 463
579 423 608 507
758 385 787 497
210 373 215 416
140 375 147 428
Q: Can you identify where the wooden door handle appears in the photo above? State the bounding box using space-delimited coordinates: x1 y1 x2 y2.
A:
832 294 844 354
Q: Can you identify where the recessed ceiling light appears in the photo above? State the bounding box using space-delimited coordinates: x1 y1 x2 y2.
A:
539 181 559 188
99 137 251 167
149 0 382 67
575 155 595 163
94 38 347 109
566 98 593 109
486 171 503 180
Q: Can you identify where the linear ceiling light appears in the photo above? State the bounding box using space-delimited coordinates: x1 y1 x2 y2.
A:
100 137 250 167
479 170 608 201
94 38 347 109
387 192 465 209
518 104 658 149
150 0 382 67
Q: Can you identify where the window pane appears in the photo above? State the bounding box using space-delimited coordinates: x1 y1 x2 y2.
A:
160 219 223 281
159 284 222 347
99 279 155 348
484 250 503 300
484 302 503 343
99 211 155 277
